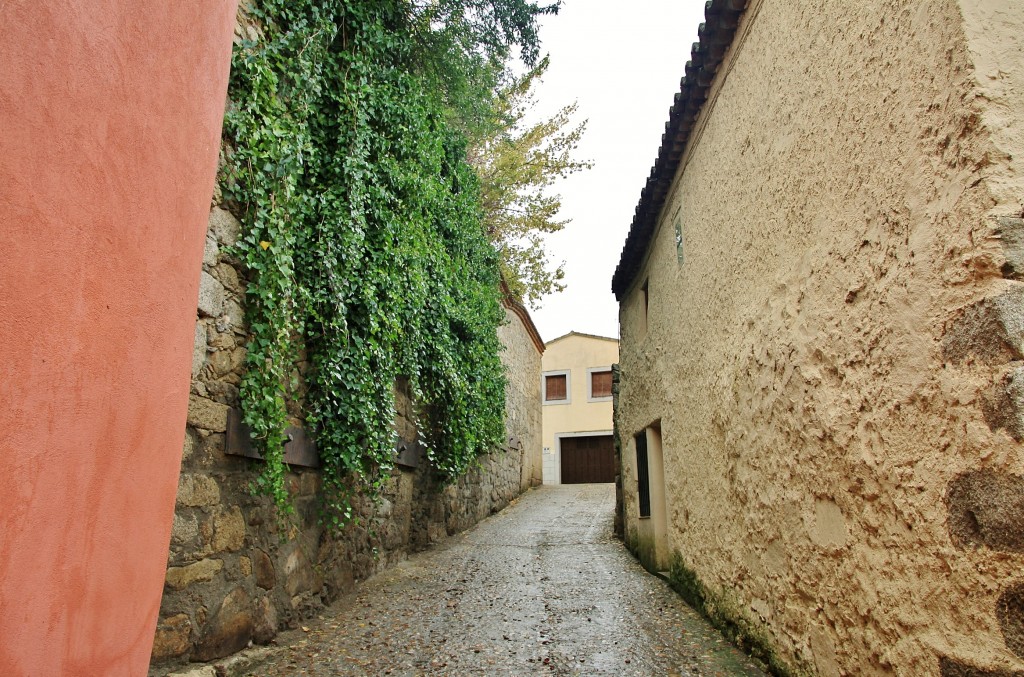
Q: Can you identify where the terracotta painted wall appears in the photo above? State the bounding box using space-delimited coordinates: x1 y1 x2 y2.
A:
0 1 238 674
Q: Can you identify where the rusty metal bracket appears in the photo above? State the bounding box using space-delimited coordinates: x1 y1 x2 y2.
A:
225 408 319 468
395 438 423 469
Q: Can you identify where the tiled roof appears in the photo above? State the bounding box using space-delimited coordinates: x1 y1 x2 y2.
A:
610 0 748 300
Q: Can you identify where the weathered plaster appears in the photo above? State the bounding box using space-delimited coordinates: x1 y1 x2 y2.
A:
958 0 1024 211
617 0 1024 673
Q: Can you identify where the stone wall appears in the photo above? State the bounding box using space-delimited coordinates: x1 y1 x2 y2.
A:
615 0 1024 675
498 295 545 491
150 203 543 671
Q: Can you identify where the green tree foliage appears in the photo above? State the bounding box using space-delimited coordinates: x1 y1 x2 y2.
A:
401 0 560 141
222 0 555 526
468 57 591 306
408 0 556 66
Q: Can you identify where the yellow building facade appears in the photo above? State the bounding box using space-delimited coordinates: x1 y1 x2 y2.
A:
540 332 619 484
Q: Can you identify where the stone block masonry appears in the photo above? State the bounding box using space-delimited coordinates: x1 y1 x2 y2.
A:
149 203 542 671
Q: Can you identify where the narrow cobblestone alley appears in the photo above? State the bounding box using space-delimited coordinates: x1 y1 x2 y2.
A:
244 485 765 676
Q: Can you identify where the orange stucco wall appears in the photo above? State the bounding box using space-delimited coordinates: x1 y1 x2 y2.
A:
0 1 238 674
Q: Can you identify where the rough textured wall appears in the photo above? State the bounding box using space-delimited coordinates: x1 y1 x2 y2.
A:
958 0 1024 210
499 305 545 490
617 0 1024 674
150 203 542 671
0 2 237 674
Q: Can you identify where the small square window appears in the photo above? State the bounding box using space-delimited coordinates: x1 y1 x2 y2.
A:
546 374 566 400
588 368 612 401
543 371 570 404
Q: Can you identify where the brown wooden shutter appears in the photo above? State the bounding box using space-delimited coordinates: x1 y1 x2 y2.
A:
591 370 612 398
545 374 567 401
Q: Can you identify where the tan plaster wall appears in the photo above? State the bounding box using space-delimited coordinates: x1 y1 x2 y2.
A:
617 0 1024 674
958 0 1024 211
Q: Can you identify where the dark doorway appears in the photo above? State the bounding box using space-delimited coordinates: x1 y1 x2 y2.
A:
560 435 615 484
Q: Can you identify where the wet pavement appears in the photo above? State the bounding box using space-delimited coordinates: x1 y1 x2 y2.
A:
247 484 766 676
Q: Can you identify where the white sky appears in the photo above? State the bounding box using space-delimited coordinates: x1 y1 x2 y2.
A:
525 1 706 342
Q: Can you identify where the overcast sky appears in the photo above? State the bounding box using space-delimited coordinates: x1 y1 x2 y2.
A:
524 1 706 342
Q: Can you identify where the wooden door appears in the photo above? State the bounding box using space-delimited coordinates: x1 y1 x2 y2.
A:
560 435 615 484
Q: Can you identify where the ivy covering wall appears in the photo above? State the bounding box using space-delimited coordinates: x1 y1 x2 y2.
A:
220 0 552 525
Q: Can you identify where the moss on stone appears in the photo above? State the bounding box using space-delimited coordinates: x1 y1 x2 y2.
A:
632 532 657 574
667 553 706 610
667 551 811 677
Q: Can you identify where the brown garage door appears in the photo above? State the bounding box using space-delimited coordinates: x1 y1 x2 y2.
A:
560 435 615 484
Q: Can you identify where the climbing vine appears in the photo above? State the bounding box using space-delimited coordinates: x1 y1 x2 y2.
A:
220 0 550 526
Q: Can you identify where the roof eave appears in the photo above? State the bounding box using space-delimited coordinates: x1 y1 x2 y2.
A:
611 0 749 300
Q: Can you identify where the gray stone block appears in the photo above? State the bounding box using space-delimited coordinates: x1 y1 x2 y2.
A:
942 286 1024 364
252 595 278 645
151 613 192 661
177 473 221 507
208 349 235 378
283 546 321 597
182 428 198 462
254 549 275 590
203 234 219 268
946 469 1024 552
998 583 1024 659
997 216 1024 279
212 506 246 553
216 262 244 295
209 207 242 246
215 299 245 334
938 655 1024 676
982 366 1024 440
187 395 229 432
165 558 223 590
197 271 225 318
193 586 254 662
192 321 207 377
171 513 199 547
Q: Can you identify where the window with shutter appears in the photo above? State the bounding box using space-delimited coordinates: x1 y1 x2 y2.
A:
589 369 612 400
543 371 569 403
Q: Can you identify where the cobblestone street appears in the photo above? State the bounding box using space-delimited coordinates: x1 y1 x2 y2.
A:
245 485 765 676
